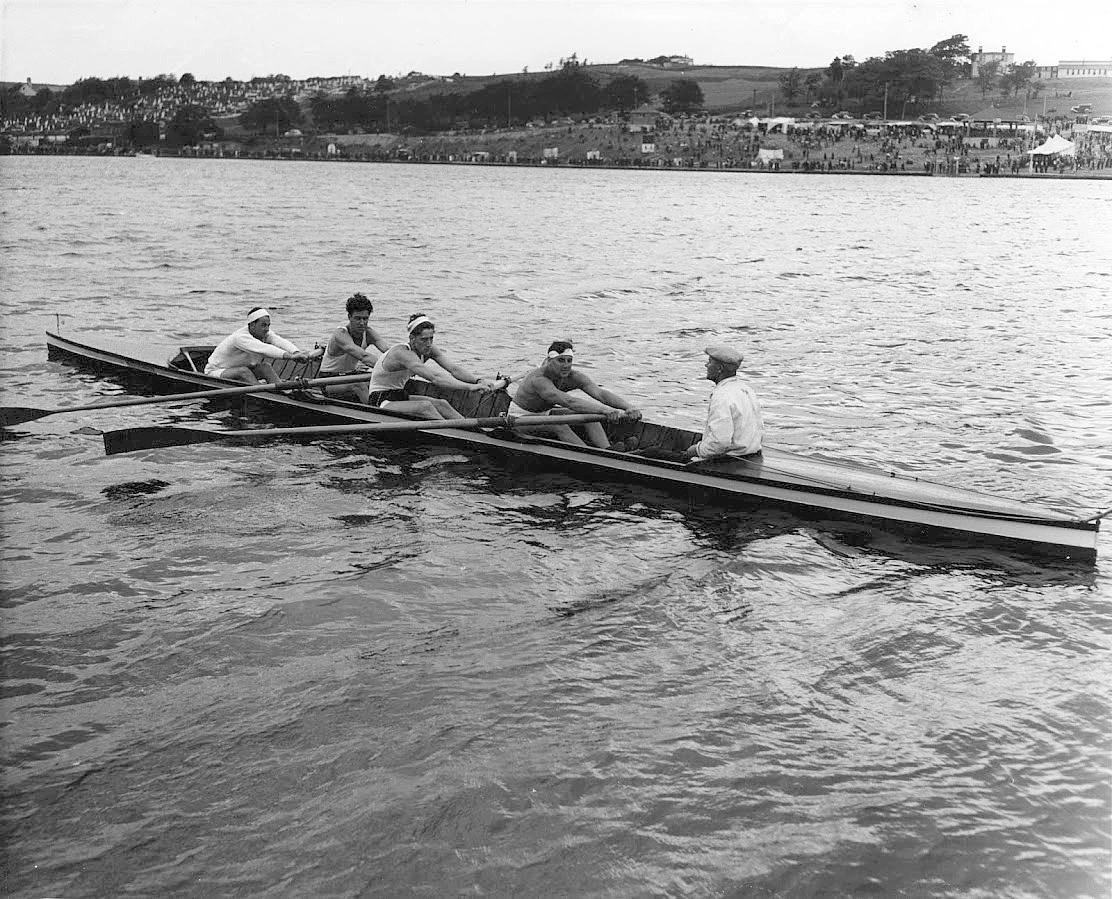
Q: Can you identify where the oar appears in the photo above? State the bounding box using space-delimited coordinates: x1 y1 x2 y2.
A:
0 372 377 428
103 412 612 455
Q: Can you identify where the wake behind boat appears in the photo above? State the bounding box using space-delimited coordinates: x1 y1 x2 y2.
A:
39 329 1102 560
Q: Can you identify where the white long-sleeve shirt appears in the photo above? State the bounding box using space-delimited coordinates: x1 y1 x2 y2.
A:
694 375 764 458
205 326 300 374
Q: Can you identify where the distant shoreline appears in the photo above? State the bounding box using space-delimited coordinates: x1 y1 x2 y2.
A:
5 149 1111 180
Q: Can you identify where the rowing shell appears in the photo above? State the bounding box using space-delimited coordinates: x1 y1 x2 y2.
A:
42 330 1101 559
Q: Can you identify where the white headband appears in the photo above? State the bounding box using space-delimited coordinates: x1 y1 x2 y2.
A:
407 315 433 334
547 349 574 359
246 308 271 323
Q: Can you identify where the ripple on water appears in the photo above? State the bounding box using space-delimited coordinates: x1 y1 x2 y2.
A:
0 158 1109 897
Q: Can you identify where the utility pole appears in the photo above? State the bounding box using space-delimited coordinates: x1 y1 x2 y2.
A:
883 82 889 120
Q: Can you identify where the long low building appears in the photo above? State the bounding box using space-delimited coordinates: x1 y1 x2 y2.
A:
1035 60 1112 79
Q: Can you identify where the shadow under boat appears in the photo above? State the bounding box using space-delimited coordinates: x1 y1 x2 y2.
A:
312 437 1099 589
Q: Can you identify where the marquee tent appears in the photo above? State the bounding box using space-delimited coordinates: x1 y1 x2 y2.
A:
1028 134 1075 155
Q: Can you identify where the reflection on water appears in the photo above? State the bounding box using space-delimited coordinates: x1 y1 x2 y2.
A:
0 158 1109 897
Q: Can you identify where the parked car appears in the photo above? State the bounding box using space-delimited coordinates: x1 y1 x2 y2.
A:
919 113 940 122
862 112 883 121
1071 104 1093 114
952 113 971 121
831 111 854 120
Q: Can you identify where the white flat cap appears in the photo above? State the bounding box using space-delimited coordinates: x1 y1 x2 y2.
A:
705 345 743 366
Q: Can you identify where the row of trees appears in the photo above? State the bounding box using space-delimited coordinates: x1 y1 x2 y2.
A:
4 64 709 148
975 60 1040 99
307 64 703 134
778 34 1044 113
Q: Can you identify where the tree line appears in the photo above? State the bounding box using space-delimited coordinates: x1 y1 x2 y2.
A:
3 62 709 145
776 34 1045 112
307 65 704 134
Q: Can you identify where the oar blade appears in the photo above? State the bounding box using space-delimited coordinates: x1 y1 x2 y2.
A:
103 426 227 456
0 407 53 427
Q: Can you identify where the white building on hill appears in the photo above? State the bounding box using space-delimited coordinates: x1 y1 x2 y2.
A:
970 46 1014 78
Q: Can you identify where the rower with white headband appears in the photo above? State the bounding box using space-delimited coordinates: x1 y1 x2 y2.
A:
364 312 506 419
204 307 323 385
506 339 642 449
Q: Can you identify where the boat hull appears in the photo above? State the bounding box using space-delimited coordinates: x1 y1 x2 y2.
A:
44 330 1100 559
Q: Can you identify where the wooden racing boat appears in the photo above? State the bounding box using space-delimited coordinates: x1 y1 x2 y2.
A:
42 330 1102 559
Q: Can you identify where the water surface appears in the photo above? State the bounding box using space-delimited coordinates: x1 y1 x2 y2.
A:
1 157 1110 897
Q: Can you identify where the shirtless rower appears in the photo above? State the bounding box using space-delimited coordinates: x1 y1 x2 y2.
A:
317 292 391 403
204 307 322 385
366 313 504 419
508 340 642 448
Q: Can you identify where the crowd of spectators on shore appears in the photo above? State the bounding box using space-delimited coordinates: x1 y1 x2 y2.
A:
1 75 362 140
632 115 1112 175
4 77 1110 177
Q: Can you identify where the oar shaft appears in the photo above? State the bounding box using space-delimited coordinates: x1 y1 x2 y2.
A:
57 372 374 414
218 412 609 438
101 412 614 455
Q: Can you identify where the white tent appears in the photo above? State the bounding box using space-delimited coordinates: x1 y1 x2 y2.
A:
757 148 784 163
1029 134 1075 156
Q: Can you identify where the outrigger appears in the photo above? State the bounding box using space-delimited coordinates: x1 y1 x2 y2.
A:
23 330 1104 560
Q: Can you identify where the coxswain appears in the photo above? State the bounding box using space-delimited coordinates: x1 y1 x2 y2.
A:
317 292 391 403
507 340 642 448
366 313 504 419
204 307 322 385
638 345 763 462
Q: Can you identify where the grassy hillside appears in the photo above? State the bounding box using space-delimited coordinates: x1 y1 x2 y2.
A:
394 63 818 113
393 65 1112 118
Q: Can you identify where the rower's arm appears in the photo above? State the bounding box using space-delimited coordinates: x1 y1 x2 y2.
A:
429 348 483 385
333 329 381 366
233 332 297 359
577 375 642 418
583 383 639 413
428 348 500 390
407 357 485 393
366 326 392 354
533 374 615 415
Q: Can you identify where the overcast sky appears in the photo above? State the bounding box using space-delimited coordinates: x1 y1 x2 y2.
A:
2 0 1110 85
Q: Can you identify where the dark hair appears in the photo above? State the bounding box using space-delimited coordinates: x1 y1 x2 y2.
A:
547 339 574 355
346 292 373 315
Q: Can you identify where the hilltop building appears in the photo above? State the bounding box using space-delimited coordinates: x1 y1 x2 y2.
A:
18 78 38 97
970 46 1014 78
